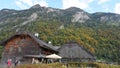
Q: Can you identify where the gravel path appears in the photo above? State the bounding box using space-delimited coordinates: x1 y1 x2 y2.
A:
0 64 14 68
0 64 7 68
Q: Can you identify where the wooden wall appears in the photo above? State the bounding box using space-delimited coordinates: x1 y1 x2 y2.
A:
2 35 41 63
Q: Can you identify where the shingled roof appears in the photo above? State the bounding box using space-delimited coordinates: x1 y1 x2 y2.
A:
59 41 95 59
0 31 58 52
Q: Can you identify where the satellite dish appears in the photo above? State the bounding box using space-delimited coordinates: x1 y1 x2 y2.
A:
48 41 52 44
35 33 39 37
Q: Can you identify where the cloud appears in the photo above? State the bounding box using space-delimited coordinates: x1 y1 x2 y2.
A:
34 0 48 7
62 0 94 9
114 3 120 14
15 1 28 9
98 0 109 4
101 4 110 12
19 0 33 6
15 0 48 9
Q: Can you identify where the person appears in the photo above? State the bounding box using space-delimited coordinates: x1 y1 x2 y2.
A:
15 59 20 66
32 58 35 64
7 59 12 68
34 59 39 64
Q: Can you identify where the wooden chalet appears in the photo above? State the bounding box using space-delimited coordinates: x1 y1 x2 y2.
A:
58 41 96 63
0 32 57 64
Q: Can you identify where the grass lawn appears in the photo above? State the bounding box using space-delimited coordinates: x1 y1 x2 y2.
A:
15 62 120 68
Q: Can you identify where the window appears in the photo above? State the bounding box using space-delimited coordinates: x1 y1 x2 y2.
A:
9 46 13 52
18 46 21 52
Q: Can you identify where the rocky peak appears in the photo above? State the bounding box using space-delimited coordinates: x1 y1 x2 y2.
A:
65 7 90 23
30 4 41 9
72 11 90 23
0 9 17 13
92 12 120 22
65 7 83 12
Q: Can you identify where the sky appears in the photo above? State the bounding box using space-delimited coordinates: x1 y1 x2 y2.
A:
0 0 120 14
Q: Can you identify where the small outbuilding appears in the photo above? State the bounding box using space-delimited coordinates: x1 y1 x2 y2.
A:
58 41 96 63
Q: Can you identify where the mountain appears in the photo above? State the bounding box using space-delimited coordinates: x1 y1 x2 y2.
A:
0 4 120 31
0 4 120 63
0 4 120 30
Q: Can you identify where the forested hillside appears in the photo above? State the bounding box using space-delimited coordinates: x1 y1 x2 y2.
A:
0 4 120 63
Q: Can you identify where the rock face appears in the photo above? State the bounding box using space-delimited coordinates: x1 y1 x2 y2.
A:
30 4 41 9
72 11 90 23
92 12 120 23
0 4 120 31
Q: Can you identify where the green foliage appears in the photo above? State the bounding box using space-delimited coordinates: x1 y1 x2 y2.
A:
15 62 120 68
0 46 4 57
0 21 120 63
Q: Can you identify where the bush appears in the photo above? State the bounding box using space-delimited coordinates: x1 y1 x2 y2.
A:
15 62 120 68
